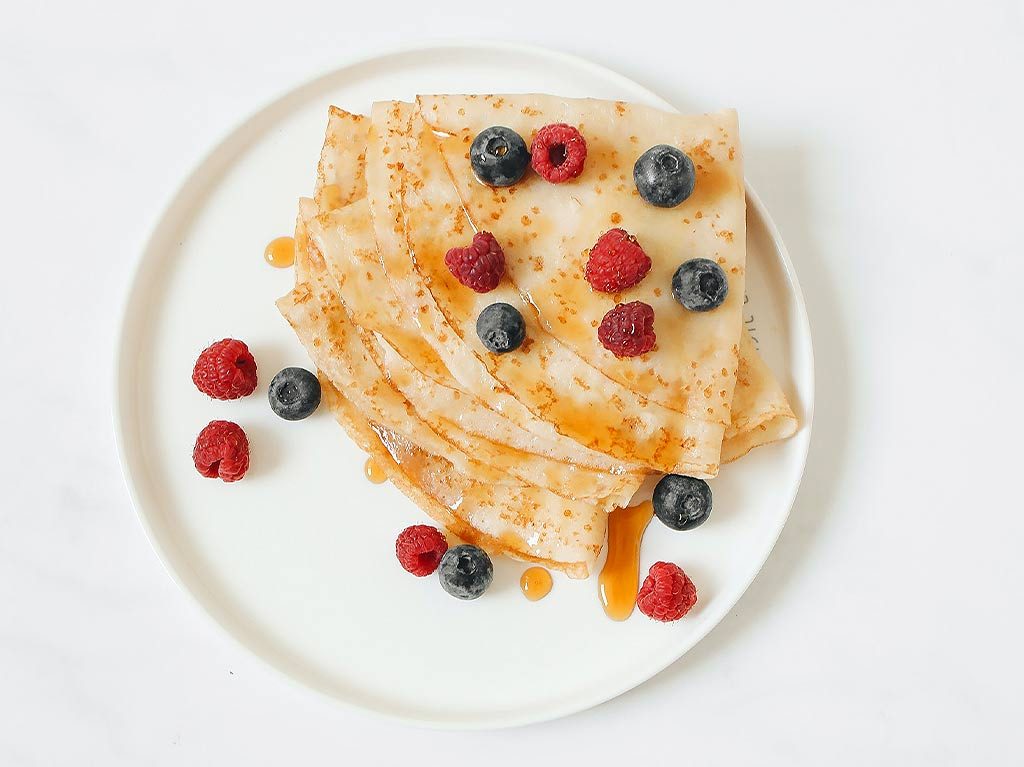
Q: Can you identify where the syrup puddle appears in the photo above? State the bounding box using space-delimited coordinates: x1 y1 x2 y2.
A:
264 236 295 268
520 566 552 601
598 501 654 620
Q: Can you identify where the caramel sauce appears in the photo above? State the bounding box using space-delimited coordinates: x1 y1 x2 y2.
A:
520 566 553 601
598 501 654 620
264 236 295 268
363 456 389 484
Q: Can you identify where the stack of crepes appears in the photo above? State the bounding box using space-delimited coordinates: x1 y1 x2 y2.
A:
277 96 797 578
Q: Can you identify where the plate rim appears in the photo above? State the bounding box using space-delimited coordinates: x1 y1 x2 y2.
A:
113 38 815 729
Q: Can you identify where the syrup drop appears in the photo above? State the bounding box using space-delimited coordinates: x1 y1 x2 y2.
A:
264 236 295 268
364 457 389 484
520 566 552 601
598 501 654 620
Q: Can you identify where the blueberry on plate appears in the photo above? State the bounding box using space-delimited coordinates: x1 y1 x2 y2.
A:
268 367 321 421
652 474 712 531
633 145 696 208
671 258 729 312
470 126 530 187
438 544 493 600
476 302 526 353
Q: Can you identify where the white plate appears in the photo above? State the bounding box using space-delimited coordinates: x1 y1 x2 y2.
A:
115 42 813 729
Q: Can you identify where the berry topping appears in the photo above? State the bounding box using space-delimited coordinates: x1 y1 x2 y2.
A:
530 123 587 183
476 302 526 354
671 258 729 312
597 301 656 358
584 228 652 293
470 126 531 187
268 367 321 421
636 562 697 622
396 524 449 577
193 420 249 482
652 474 712 531
633 145 696 208
444 231 506 293
438 544 494 600
192 339 258 400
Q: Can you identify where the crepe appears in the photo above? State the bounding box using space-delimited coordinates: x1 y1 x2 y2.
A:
418 95 746 423
373 102 726 476
282 205 609 576
275 99 797 577
319 381 605 578
306 203 642 507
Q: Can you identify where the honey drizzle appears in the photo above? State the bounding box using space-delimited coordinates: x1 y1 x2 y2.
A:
520 567 553 601
264 236 296 268
363 457 389 484
598 501 654 620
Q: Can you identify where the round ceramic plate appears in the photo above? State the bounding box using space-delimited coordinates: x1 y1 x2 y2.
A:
115 42 813 729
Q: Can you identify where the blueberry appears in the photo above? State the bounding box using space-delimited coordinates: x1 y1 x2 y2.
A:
476 302 526 354
633 145 696 208
470 126 530 187
438 544 493 600
268 367 321 421
671 258 729 312
652 474 712 531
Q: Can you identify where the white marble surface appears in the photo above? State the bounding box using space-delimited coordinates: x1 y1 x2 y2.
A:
2 1 1022 763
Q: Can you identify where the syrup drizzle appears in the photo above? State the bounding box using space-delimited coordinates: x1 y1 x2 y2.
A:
520 566 552 601
598 501 654 620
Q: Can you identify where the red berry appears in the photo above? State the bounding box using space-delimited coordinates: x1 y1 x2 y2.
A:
192 339 258 400
530 123 587 183
395 524 449 576
584 229 652 293
444 231 506 293
597 301 656 358
636 562 697 622
193 420 250 482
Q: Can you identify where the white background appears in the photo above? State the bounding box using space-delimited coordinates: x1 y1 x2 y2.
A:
2 0 1022 764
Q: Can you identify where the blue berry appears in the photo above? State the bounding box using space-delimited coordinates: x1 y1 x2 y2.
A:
470 126 530 187
438 544 493 600
268 367 321 421
652 474 712 531
476 302 526 354
671 259 729 312
633 145 695 208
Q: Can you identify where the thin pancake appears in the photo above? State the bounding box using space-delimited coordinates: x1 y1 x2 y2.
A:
418 94 745 429
319 381 604 578
376 101 723 476
306 202 642 506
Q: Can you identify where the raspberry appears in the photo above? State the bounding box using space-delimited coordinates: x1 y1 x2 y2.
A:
636 562 697 622
193 420 249 482
192 339 258 400
444 231 506 293
584 229 652 293
395 524 449 576
530 123 587 183
597 301 656 358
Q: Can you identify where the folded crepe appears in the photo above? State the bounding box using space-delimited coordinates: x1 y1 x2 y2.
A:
275 98 797 577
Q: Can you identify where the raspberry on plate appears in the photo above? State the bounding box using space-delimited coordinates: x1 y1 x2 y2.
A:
636 562 697 622
530 123 587 183
584 228 652 293
444 231 506 293
396 524 449 577
193 420 250 482
597 301 656 358
192 338 258 400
